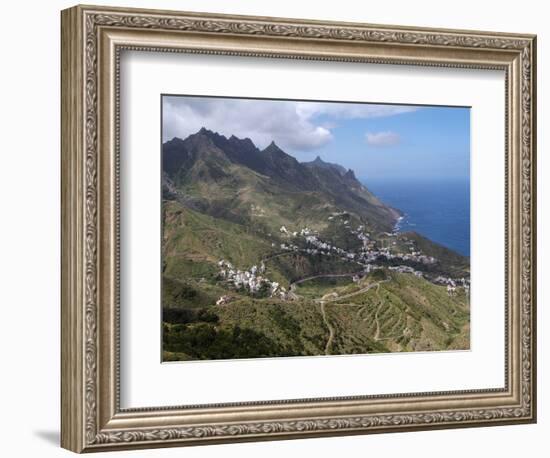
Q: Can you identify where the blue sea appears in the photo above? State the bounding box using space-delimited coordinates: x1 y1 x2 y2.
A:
363 178 470 257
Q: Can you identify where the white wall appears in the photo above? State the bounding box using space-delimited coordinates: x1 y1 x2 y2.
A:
0 0 546 456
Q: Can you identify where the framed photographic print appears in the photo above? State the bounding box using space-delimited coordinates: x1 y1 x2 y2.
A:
61 4 537 453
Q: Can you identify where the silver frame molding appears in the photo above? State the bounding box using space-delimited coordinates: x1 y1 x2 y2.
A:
61 4 537 453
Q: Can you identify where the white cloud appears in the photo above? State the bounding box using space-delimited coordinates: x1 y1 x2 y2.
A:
163 97 333 151
163 97 416 152
296 102 417 120
365 131 401 147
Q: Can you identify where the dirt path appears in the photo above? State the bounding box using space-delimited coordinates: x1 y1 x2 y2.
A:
373 283 385 341
323 279 388 304
292 272 364 287
371 284 409 344
319 280 388 354
261 251 293 262
320 301 335 355
288 272 364 301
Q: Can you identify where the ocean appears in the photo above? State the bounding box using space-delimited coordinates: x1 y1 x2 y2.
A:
363 178 470 257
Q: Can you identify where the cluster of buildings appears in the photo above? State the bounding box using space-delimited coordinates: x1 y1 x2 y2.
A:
354 229 371 245
388 265 424 277
278 226 358 261
279 242 299 252
433 275 470 296
215 216 469 303
285 221 466 295
327 211 348 221
277 222 439 272
217 259 288 300
351 228 437 266
215 295 232 306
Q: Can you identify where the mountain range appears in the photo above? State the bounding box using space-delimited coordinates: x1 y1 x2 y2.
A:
162 127 400 235
161 128 470 361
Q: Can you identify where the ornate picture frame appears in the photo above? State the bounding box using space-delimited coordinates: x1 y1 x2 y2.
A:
61 4 536 453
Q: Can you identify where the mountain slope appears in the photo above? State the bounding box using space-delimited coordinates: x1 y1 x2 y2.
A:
162 128 400 233
163 270 469 360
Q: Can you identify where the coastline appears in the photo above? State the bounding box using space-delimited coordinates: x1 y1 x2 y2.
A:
364 178 470 257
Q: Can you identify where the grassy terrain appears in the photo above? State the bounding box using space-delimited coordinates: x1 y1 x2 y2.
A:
161 131 470 361
162 270 470 360
161 199 470 361
327 272 469 353
163 201 272 280
163 200 369 293
294 277 354 299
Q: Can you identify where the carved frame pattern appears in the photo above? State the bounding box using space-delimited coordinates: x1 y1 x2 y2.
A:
61 5 536 453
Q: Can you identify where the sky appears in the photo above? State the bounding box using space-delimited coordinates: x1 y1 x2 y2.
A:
162 95 470 182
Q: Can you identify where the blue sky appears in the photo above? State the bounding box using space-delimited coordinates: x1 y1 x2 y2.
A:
311 106 470 181
163 96 470 182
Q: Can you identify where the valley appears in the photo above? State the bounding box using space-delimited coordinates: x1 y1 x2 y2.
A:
161 128 470 361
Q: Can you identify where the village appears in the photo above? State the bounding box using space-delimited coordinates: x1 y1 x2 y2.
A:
215 212 469 304
276 215 438 273
217 259 291 304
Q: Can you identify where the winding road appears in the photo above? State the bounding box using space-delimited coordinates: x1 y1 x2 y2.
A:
262 255 391 354
318 279 388 355
321 279 388 304
289 272 364 292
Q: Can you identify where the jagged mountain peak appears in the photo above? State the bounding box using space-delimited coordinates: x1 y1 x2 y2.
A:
194 127 225 142
303 155 348 177
262 140 284 154
164 136 187 147
260 141 302 172
344 169 357 180
228 134 256 150
161 129 398 231
197 126 220 137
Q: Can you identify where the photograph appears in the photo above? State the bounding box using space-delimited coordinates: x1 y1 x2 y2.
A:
161 95 471 361
58 4 536 452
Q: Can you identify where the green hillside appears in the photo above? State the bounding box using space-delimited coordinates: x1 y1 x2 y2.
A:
163 271 469 360
161 129 471 361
